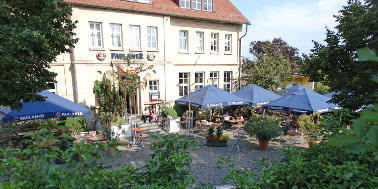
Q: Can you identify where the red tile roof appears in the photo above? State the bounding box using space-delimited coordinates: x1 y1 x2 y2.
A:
62 0 250 24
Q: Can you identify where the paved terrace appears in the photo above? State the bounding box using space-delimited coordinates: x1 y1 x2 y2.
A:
102 115 308 188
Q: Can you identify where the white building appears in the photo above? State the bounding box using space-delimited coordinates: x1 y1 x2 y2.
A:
52 0 249 122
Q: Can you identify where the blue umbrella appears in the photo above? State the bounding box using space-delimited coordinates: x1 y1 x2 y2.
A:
324 91 339 98
1 90 90 122
233 84 281 106
277 85 307 96
175 85 250 109
263 88 339 114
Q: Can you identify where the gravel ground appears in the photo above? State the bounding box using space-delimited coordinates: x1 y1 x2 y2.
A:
99 128 308 188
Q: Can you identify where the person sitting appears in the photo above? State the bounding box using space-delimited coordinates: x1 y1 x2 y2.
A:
142 107 151 123
238 114 244 121
222 112 230 121
181 113 187 121
150 109 158 122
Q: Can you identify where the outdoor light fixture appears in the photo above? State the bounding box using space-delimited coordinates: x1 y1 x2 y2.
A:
144 73 151 85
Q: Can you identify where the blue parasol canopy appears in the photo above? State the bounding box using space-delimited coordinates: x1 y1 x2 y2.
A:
233 84 281 106
1 90 90 122
263 88 339 114
277 85 307 96
175 85 250 109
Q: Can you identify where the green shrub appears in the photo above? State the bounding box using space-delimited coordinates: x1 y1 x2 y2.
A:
65 116 87 134
173 104 188 117
244 114 282 140
162 106 177 118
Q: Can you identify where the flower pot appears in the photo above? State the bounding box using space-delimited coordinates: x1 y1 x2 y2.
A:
107 146 117 155
258 139 270 150
207 140 227 147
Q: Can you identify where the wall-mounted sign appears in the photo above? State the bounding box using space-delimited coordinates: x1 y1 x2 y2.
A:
111 53 144 60
96 51 106 61
150 92 160 101
147 53 155 61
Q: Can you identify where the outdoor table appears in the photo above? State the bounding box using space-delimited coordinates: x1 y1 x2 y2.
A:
231 129 246 152
131 127 146 132
133 133 149 159
90 136 108 143
131 127 146 146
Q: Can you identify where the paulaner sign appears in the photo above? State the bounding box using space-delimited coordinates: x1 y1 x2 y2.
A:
111 53 143 59
18 114 45 121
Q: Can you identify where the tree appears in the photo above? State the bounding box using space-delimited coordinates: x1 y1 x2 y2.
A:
249 38 300 72
301 0 377 110
0 0 77 110
242 53 293 92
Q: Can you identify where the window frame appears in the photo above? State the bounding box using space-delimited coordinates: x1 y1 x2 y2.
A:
195 32 204 52
223 71 232 92
181 0 190 9
209 71 219 87
225 34 232 53
179 30 188 52
110 23 122 49
210 33 218 53
195 72 204 90
147 26 158 50
179 72 189 96
89 22 103 48
192 0 201 10
204 0 213 12
149 80 159 92
129 25 141 50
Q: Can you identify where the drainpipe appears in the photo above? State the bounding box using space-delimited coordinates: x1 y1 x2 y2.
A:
68 7 78 103
238 23 250 91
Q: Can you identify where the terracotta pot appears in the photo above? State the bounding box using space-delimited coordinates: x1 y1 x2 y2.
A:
308 141 315 147
258 139 270 150
107 146 117 155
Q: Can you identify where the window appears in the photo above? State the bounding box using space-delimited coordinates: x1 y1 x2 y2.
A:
209 71 218 87
224 71 232 92
225 34 231 53
195 72 204 90
129 25 140 49
149 80 158 92
210 33 218 52
47 80 57 94
181 0 190 8
89 22 102 48
193 0 201 10
195 32 203 51
110 24 122 49
204 0 212 11
179 72 189 96
147 26 157 50
179 30 188 51
138 0 149 3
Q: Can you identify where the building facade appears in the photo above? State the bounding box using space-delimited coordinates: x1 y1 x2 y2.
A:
52 0 249 123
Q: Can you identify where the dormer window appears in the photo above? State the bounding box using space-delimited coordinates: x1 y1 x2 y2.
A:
181 0 190 9
193 0 201 10
204 0 213 12
127 0 150 3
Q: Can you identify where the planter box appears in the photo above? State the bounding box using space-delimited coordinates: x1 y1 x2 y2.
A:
207 140 227 147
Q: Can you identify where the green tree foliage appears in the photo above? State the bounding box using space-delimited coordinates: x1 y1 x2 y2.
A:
0 0 77 110
249 37 301 72
314 82 331 95
301 0 378 110
242 54 293 92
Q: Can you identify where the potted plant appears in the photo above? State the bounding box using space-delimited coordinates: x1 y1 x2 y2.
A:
244 114 282 150
206 126 230 147
162 106 181 133
298 113 322 146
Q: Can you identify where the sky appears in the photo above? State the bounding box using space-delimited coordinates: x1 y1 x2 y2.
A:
229 0 348 58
